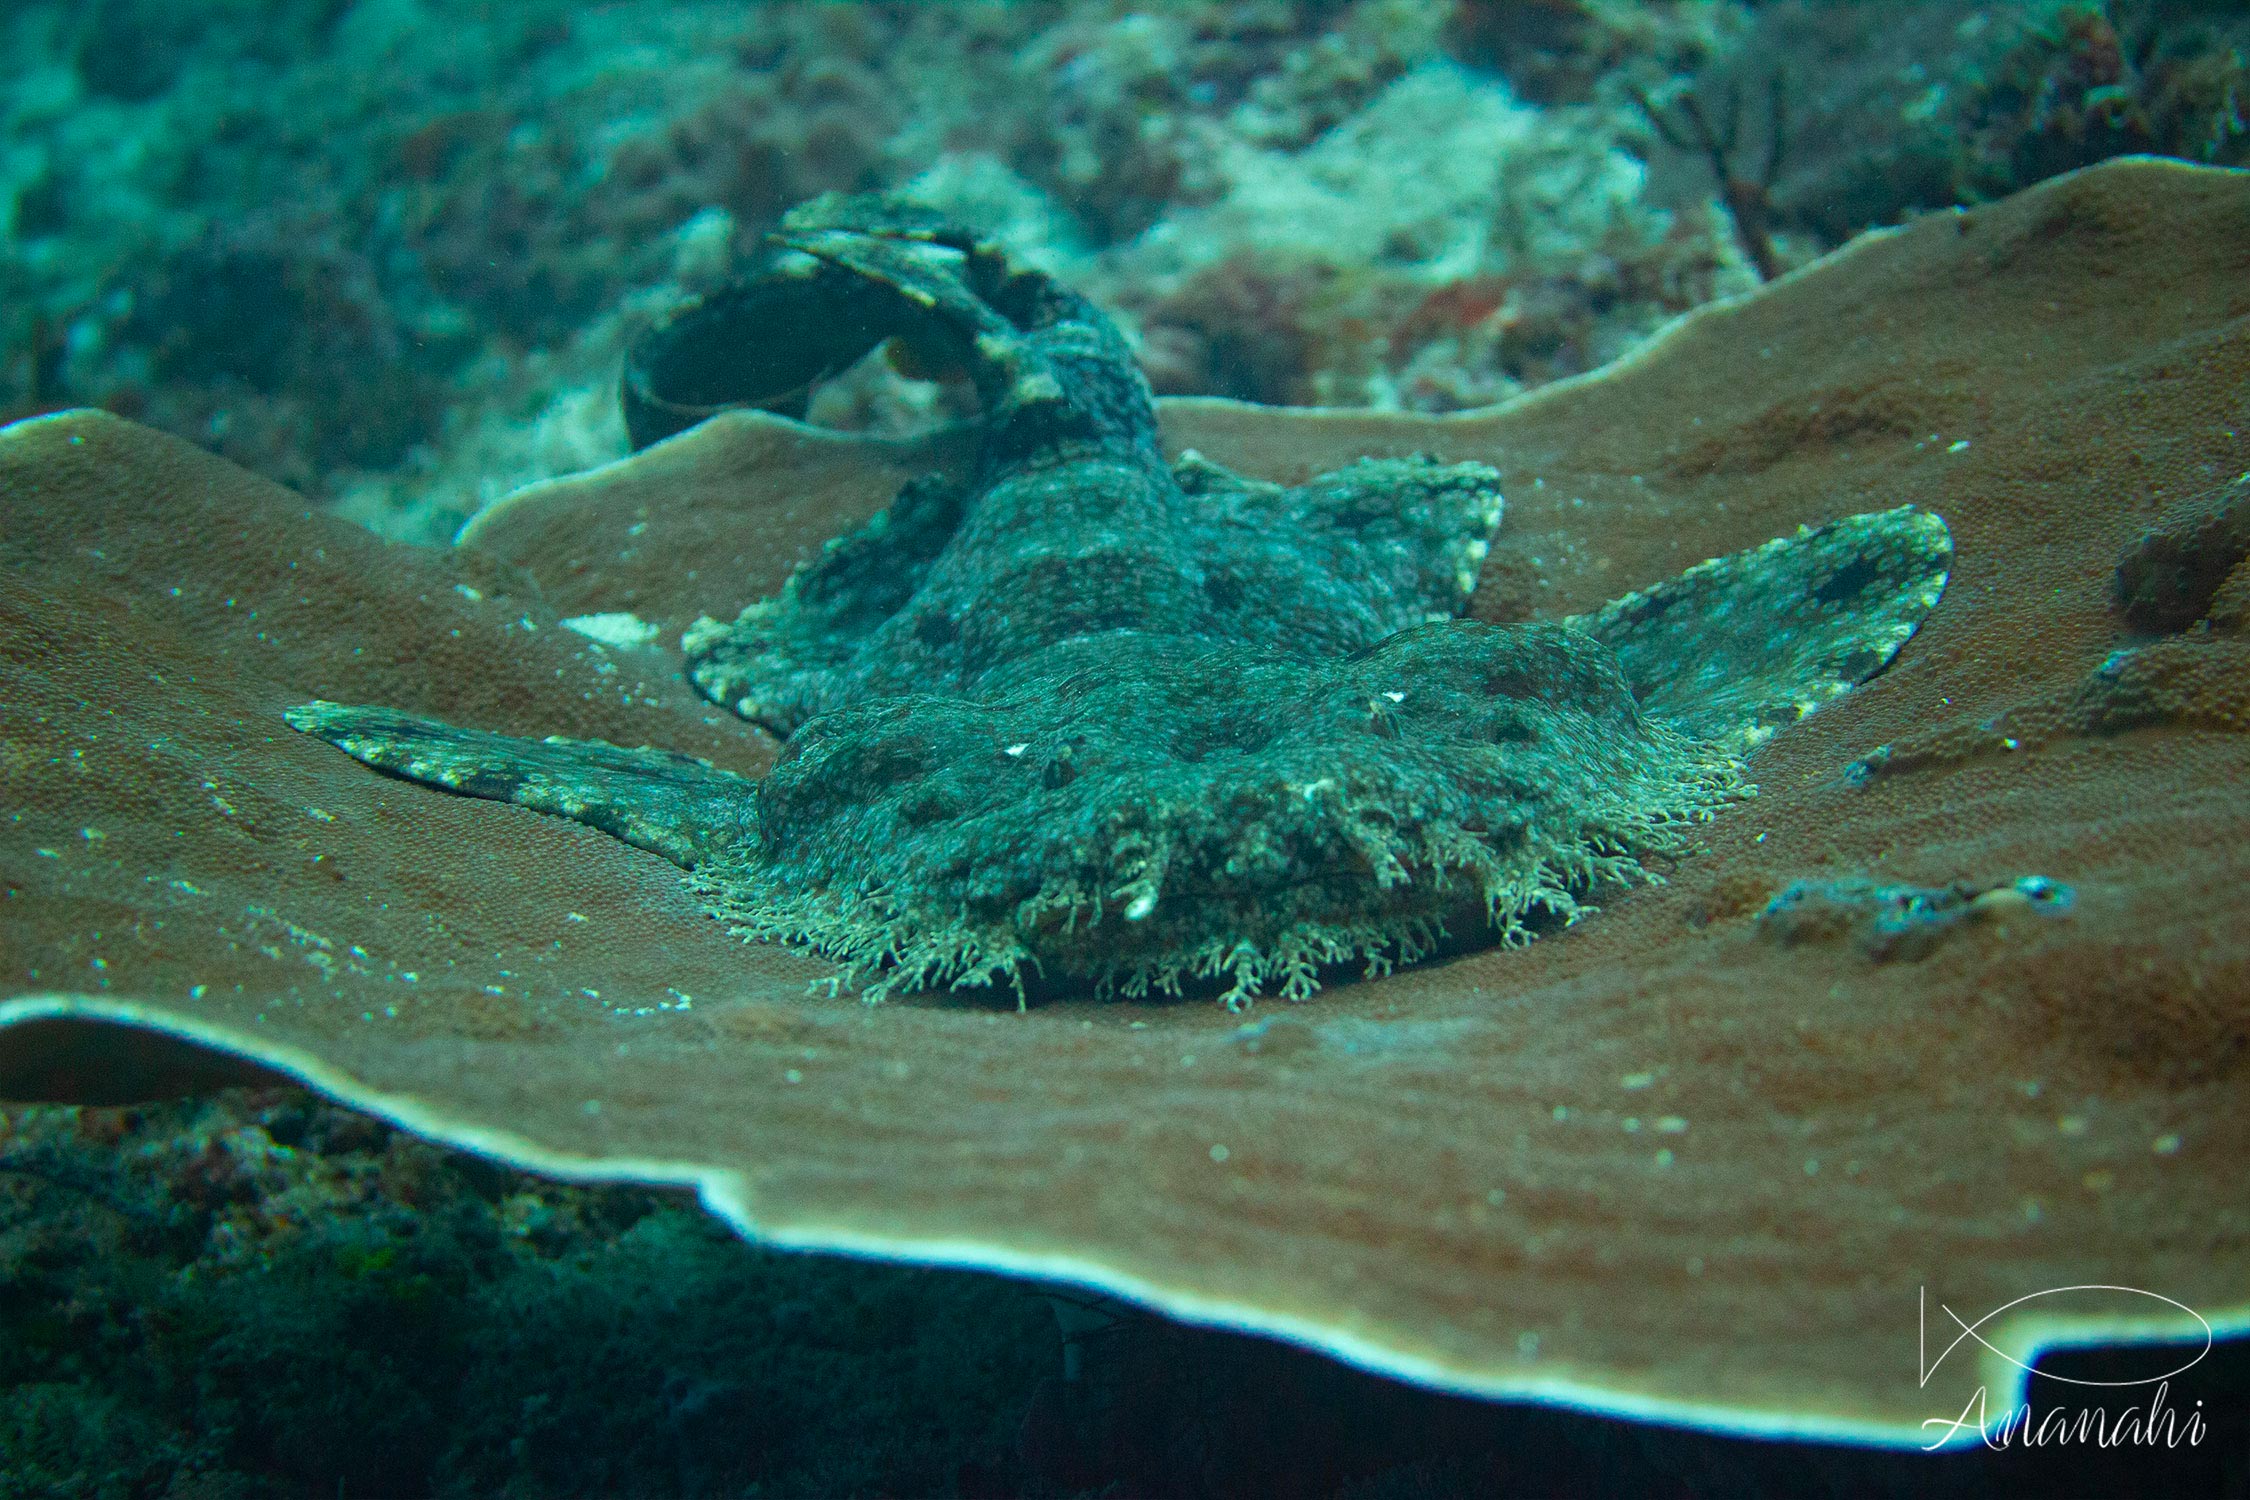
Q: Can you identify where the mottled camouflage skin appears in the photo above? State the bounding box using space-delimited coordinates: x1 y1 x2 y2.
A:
293 194 1950 1006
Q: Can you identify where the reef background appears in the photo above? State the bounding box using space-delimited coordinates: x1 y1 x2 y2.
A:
8 0 2248 543
4 1 2249 1496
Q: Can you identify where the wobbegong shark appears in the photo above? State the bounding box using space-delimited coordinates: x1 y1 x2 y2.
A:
292 193 1949 1007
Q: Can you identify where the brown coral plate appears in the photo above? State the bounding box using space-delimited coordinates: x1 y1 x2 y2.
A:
5 157 2247 1446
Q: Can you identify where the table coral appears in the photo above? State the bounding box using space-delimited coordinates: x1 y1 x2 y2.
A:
5 158 2246 1455
291 194 1946 1005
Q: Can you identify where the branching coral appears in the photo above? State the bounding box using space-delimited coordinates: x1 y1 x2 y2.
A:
1629 70 1790 281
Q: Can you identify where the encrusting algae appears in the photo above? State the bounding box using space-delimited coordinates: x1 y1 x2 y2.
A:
290 193 1949 1005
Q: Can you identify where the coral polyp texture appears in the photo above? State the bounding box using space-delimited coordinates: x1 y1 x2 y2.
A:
291 195 1948 1004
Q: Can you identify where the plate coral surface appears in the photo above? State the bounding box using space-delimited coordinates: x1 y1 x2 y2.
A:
4 158 2248 1446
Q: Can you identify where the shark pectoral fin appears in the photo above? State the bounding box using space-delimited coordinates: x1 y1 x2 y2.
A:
1572 506 1953 753
284 702 758 868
